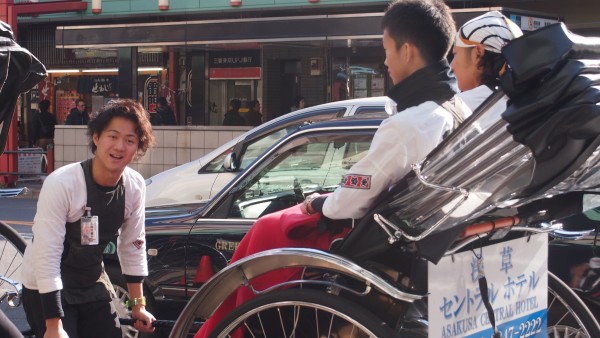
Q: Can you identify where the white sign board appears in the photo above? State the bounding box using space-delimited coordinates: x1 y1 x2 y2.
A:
18 148 45 174
429 233 548 338
509 15 559 32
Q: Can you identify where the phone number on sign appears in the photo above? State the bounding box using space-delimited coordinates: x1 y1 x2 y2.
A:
496 310 547 338
501 317 543 337
466 310 547 338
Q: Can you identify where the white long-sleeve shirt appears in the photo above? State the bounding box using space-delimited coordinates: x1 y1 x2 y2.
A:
457 84 494 111
21 162 148 294
322 100 472 219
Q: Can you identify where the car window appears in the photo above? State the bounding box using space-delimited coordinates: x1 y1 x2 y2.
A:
354 106 388 117
238 127 295 170
201 148 232 173
237 109 348 170
228 132 375 219
201 108 347 174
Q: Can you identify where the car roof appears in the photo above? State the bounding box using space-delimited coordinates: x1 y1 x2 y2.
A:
242 96 390 140
293 115 385 131
258 96 391 131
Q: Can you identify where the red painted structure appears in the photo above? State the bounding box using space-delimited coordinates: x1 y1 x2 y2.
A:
0 0 87 186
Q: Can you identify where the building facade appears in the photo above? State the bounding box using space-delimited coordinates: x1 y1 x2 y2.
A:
14 1 573 131
1 0 591 179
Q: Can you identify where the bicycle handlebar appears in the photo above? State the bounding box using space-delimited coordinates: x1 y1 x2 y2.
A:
119 318 175 328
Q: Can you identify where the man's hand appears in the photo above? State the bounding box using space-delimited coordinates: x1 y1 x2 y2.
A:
44 318 69 338
301 193 321 215
131 306 156 333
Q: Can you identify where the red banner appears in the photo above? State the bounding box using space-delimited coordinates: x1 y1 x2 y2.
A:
209 67 261 79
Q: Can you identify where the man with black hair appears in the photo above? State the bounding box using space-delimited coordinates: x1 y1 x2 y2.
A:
22 99 156 338
290 95 305 112
156 96 177 125
222 98 246 126
245 100 263 127
303 0 467 218
451 10 523 110
65 99 89 125
32 99 57 149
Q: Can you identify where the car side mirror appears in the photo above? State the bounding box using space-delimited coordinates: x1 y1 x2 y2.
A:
223 152 237 171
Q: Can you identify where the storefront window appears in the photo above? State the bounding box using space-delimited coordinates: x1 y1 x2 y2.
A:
207 50 262 126
331 56 386 101
208 79 259 126
52 75 119 124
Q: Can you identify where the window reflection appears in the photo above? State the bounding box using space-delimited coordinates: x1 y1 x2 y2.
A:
229 133 374 219
332 58 386 101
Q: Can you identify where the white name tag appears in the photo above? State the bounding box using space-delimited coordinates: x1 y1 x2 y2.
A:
81 215 99 245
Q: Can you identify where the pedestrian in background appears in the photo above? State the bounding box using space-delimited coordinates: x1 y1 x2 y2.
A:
245 100 263 127
21 99 156 338
290 95 305 112
156 96 177 125
65 99 89 125
223 98 246 126
32 99 57 149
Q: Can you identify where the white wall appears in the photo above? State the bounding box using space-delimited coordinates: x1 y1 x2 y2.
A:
53 125 251 178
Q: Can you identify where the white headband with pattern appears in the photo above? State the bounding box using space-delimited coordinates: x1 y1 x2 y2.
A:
455 11 523 54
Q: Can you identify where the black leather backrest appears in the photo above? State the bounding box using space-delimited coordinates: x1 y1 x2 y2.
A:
0 21 46 155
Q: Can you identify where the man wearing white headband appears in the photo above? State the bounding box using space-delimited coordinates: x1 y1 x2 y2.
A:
452 10 523 110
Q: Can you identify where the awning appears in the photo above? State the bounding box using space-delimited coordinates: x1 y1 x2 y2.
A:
55 8 560 50
55 13 385 49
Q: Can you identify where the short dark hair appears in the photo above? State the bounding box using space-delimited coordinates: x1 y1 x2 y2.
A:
382 0 455 64
230 99 241 111
157 96 168 106
75 99 86 107
38 100 50 111
478 52 507 89
87 99 155 160
248 100 260 110
294 95 305 107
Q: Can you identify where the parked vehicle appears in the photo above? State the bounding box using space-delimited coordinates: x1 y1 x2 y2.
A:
144 96 393 207
105 117 385 333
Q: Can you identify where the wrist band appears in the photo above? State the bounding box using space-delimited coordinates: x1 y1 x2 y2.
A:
125 296 146 308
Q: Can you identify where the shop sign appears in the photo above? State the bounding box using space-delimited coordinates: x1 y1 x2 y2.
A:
18 148 45 175
509 14 559 31
71 49 117 59
75 76 117 94
428 233 548 338
144 76 159 112
90 77 115 94
209 50 261 79
209 68 261 79
209 50 260 68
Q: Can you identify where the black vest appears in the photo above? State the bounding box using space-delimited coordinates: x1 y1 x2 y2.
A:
60 159 125 302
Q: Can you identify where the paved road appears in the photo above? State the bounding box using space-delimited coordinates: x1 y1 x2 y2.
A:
1 197 36 335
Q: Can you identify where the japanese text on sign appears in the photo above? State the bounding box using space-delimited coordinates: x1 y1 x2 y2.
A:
429 234 548 338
